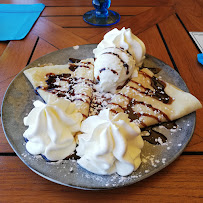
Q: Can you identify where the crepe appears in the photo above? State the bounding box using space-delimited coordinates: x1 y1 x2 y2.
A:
24 58 94 119
24 57 201 127
107 68 202 128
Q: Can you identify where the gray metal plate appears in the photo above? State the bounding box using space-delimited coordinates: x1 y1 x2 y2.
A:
1 44 195 190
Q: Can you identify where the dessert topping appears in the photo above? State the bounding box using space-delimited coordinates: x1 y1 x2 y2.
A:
23 99 83 161
76 109 144 176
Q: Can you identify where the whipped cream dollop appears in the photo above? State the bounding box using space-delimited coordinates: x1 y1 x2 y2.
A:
23 99 83 161
76 109 144 176
93 27 146 67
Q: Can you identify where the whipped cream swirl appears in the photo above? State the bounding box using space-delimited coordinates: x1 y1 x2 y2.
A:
23 99 83 161
76 109 144 176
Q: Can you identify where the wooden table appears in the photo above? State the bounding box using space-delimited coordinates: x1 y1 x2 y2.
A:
0 0 202 202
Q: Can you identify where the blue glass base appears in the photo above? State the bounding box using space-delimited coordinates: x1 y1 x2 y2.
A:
83 10 120 26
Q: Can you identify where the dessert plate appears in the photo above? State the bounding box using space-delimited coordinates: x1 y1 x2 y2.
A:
1 44 196 190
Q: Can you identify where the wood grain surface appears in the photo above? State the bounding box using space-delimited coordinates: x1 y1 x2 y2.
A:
0 0 174 7
0 33 38 104
0 0 202 201
31 18 89 48
42 7 152 16
0 42 8 57
0 156 202 202
159 14 203 146
88 6 175 44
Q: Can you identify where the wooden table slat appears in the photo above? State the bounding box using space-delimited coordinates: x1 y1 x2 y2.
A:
185 132 203 151
0 33 38 104
175 0 203 31
176 10 203 32
42 7 152 16
158 14 203 107
158 14 203 143
88 6 175 43
0 119 13 153
0 33 38 82
0 42 8 57
30 38 58 63
138 26 174 68
65 27 112 41
0 155 202 201
31 18 89 49
0 0 174 7
42 16 133 28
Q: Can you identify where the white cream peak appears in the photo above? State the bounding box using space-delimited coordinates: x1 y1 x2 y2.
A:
76 109 144 176
23 99 83 161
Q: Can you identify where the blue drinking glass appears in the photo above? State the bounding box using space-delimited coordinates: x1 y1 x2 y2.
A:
83 0 120 26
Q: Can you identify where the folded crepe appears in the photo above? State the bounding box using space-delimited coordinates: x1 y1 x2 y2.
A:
24 58 201 127
24 58 94 119
107 68 202 128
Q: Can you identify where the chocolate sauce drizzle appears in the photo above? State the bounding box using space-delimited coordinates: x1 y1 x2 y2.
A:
69 64 78 72
162 121 177 129
69 64 91 72
104 47 132 56
65 149 80 160
116 79 130 90
99 68 118 75
125 99 166 125
68 58 93 72
110 90 171 128
140 66 161 74
69 58 81 63
142 128 168 145
126 77 173 105
102 52 129 74
141 121 177 145
140 71 173 104
97 76 100 81
36 72 93 107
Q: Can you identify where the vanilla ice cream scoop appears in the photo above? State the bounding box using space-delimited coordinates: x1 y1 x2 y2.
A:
93 27 146 93
94 47 136 93
23 99 83 161
93 27 146 67
76 109 144 176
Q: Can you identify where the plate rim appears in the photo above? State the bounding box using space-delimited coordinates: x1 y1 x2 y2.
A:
1 44 196 190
